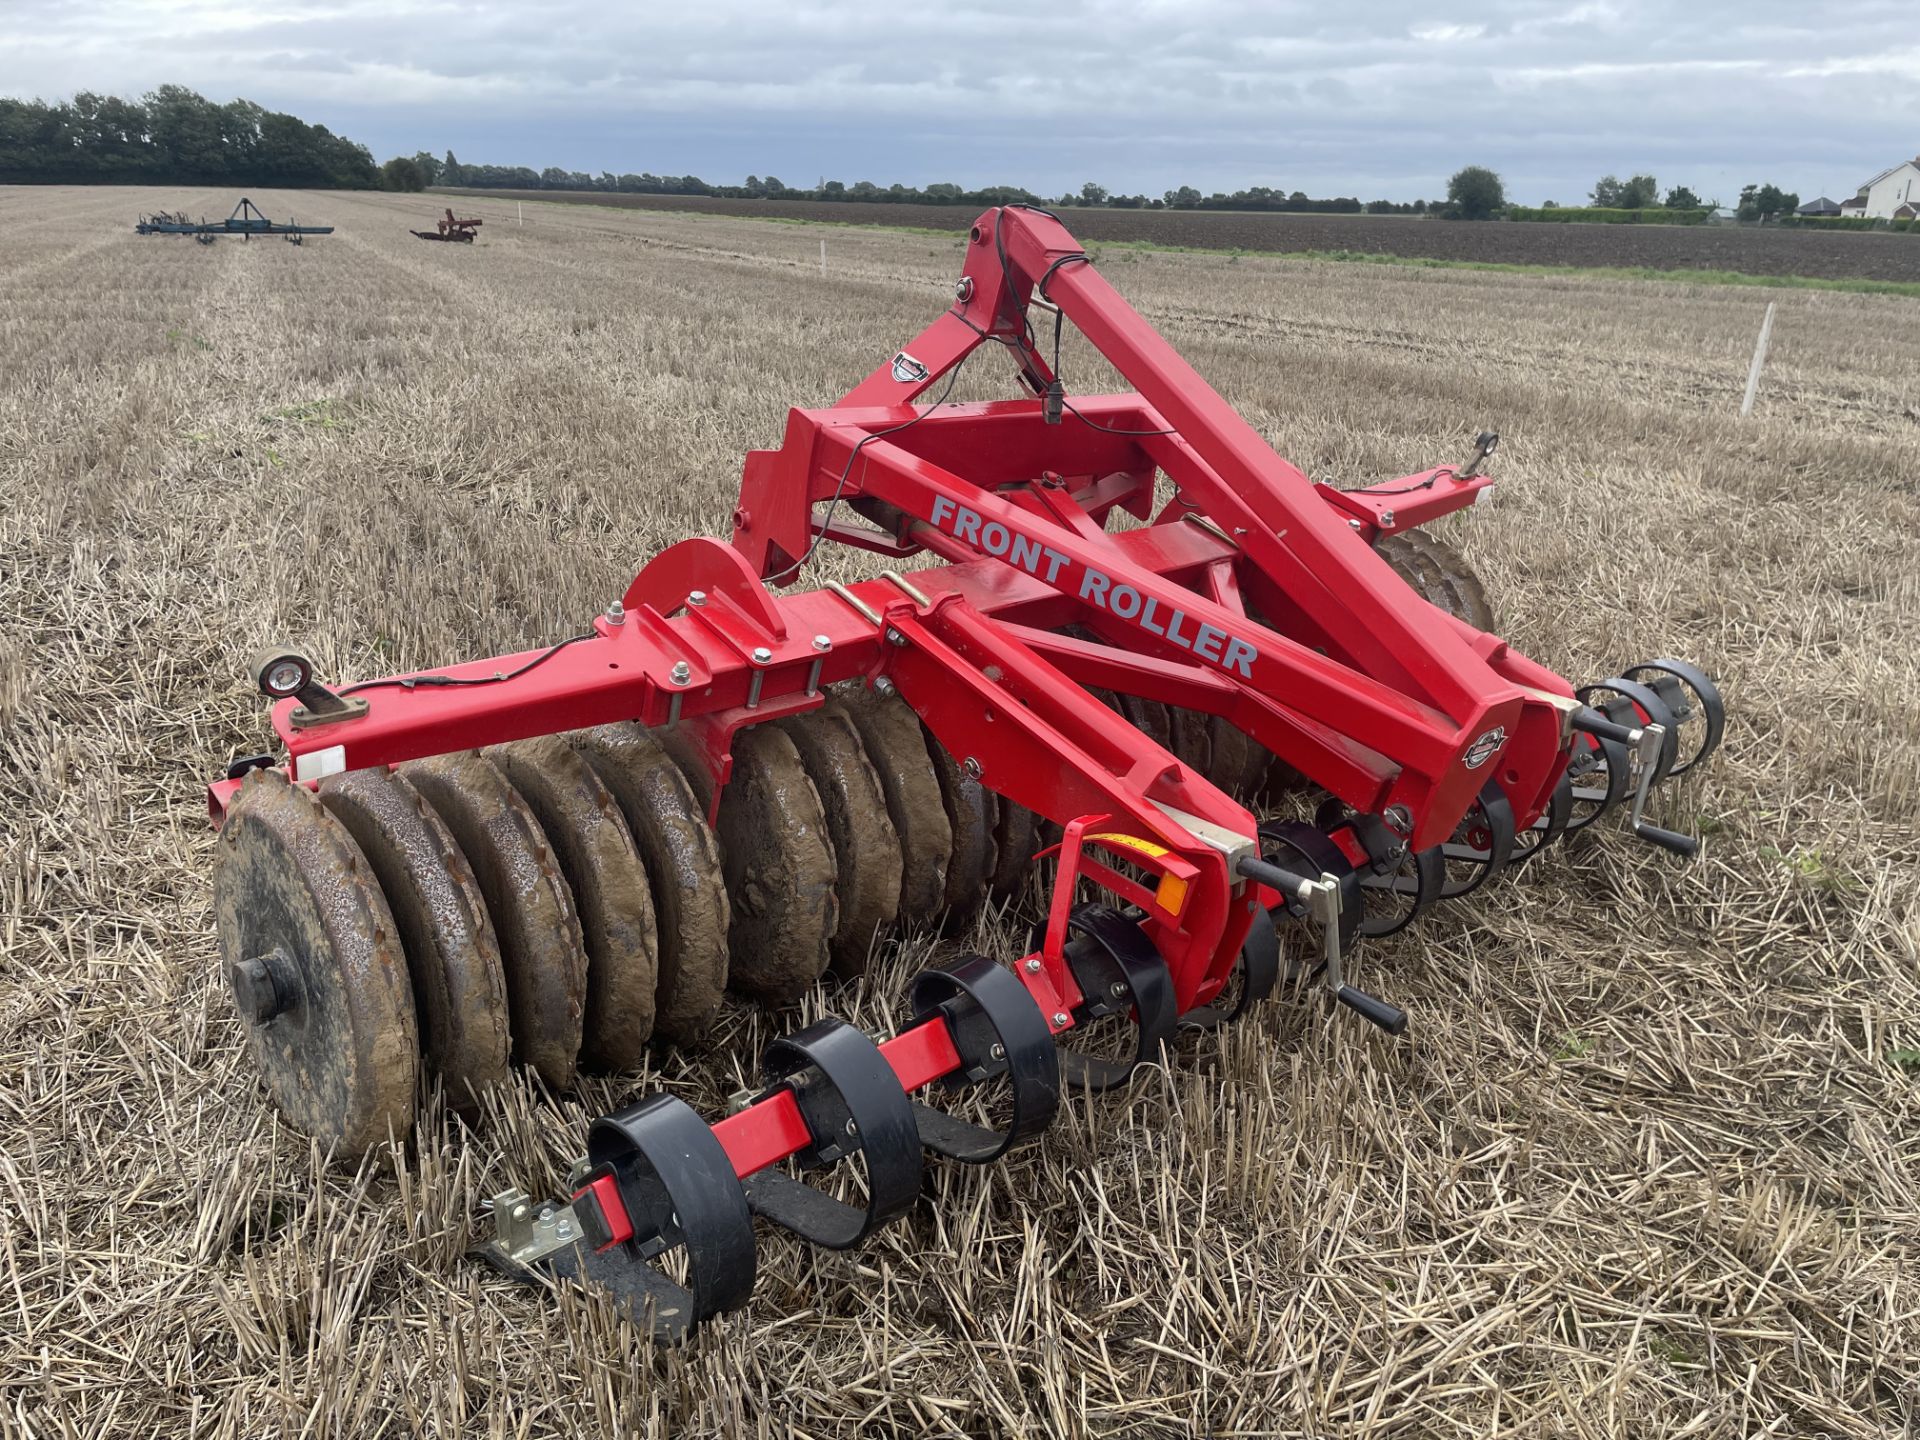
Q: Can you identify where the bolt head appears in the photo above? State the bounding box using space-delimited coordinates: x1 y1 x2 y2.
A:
873 676 896 698
812 634 832 652
669 660 692 685
686 590 707 607
1110 981 1129 999
1024 958 1043 973
605 601 625 624
229 954 289 1023
886 628 909 648
844 1118 859 1137
1052 1012 1071 1029
989 1043 1007 1061
751 646 773 664
962 756 982 778
1378 510 1396 528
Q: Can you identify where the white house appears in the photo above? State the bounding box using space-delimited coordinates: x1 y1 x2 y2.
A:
1851 156 1920 218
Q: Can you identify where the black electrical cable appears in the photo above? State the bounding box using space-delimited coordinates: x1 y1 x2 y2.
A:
1058 396 1178 438
341 631 599 695
1348 467 1456 497
763 348 975 584
986 208 1176 439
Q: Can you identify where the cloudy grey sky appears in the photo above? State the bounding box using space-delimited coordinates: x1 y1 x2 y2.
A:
5 1 1916 203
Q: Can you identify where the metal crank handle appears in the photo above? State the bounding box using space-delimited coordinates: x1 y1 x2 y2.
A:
1569 706 1643 748
1235 855 1408 1035
1334 986 1408 1036
1625 723 1701 858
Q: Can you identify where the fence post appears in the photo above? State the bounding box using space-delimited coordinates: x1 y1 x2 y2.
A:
820 237 827 276
1740 302 1776 418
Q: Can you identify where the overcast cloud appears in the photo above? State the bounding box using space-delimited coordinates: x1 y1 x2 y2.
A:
4 1 1915 203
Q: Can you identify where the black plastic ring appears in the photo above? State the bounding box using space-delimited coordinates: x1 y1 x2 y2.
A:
569 1093 758 1342
908 954 1061 1162
1438 779 1516 899
1257 819 1361 950
1180 903 1279 1030
1562 730 1630 832
1622 658 1726 777
743 1018 924 1249
1578 677 1679 785
1511 771 1573 868
1059 904 1176 1094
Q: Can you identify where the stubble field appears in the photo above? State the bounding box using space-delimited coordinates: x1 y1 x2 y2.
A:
1 185 1917 1439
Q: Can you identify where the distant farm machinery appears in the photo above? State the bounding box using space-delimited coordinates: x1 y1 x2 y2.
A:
134 198 333 245
412 209 482 243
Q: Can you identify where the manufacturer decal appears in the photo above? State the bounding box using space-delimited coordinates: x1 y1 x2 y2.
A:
1463 725 1507 770
890 351 930 384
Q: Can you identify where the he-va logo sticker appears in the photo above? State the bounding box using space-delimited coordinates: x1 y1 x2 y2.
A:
1463 725 1506 769
928 495 1258 678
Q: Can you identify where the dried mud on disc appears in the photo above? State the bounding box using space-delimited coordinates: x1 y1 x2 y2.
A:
489 736 658 1070
571 724 729 1045
1206 715 1261 796
317 767 511 1108
214 770 418 1157
401 752 587 1089
989 795 1039 899
775 707 902 977
712 725 837 1002
831 688 952 925
1377 529 1496 631
1168 704 1213 779
654 726 715 812
925 735 994 923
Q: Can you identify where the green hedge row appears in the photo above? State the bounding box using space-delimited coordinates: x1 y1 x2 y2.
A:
1775 214 1915 231
1506 207 1712 225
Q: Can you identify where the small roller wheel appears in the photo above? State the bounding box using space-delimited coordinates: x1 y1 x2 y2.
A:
989 796 1039 901
572 724 730 1046
488 737 659 1070
215 770 418 1157
712 725 837 1004
925 735 995 927
833 687 952 927
1376 528 1495 632
402 752 588 1089
317 767 511 1110
776 707 902 978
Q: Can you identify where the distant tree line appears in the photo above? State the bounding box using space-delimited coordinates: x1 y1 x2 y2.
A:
0 86 380 187
426 154 1440 213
